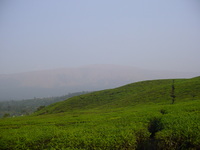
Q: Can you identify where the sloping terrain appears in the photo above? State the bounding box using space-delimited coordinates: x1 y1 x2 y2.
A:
0 91 88 118
0 76 200 150
36 76 200 115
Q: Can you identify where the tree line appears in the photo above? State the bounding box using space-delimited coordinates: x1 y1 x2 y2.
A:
0 91 89 118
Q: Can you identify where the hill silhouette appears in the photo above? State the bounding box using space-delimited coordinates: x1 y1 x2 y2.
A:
0 64 198 100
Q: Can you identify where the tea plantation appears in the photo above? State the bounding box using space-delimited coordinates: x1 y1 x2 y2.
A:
0 77 200 149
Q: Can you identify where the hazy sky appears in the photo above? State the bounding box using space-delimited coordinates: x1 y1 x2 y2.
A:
1 0 200 74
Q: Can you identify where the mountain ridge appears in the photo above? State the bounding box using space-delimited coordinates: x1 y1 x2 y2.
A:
0 64 199 100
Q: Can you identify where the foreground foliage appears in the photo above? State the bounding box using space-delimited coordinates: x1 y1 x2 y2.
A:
0 77 200 149
1 100 200 150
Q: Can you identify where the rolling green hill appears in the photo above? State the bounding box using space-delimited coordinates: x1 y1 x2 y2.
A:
0 77 200 150
36 76 200 115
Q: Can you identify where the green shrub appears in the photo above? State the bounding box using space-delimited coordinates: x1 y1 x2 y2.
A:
148 117 164 138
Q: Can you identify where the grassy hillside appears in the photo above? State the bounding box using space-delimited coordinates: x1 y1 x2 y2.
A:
0 77 200 150
35 77 200 115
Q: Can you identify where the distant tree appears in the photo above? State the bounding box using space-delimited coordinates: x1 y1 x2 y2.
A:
171 80 176 104
36 105 45 111
3 113 10 118
21 109 30 115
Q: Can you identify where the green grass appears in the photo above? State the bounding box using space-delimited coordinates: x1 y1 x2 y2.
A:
0 77 200 149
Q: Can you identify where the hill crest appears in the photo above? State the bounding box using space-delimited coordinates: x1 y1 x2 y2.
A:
35 76 200 115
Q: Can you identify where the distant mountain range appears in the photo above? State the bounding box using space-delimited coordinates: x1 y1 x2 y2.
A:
0 64 199 101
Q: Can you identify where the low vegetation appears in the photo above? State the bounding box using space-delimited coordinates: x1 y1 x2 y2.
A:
0 77 200 149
